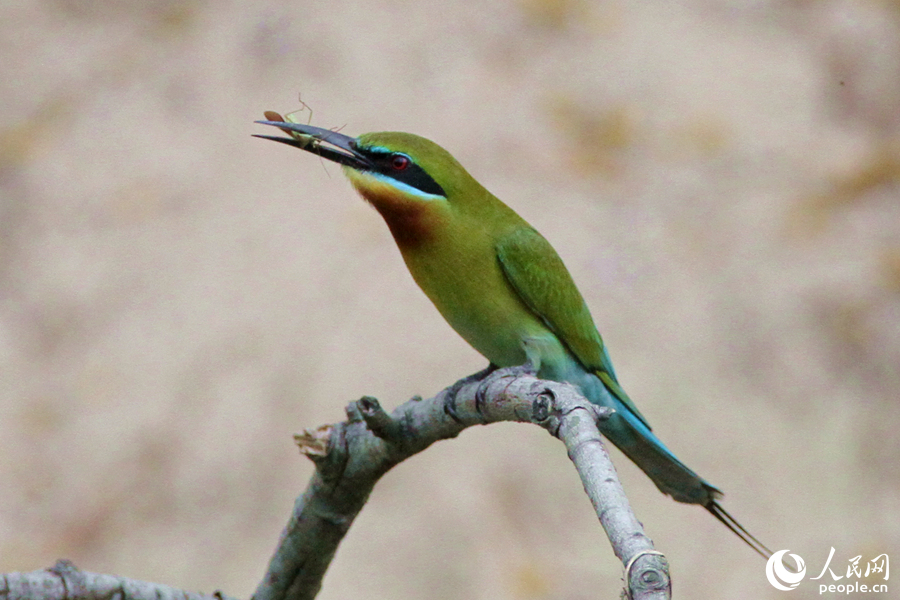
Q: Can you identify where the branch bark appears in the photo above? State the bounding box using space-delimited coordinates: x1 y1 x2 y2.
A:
2 367 671 600
1 559 241 600
253 365 671 600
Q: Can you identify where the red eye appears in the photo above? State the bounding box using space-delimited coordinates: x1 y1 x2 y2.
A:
391 154 410 170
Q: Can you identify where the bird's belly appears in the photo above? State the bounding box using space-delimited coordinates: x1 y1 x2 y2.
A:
421 281 587 382
399 233 579 372
436 291 540 368
447 298 597 396
406 264 540 368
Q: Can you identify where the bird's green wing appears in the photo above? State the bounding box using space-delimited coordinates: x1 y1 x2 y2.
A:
496 227 651 429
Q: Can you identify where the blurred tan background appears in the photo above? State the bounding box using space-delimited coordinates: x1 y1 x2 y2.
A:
2 1 899 598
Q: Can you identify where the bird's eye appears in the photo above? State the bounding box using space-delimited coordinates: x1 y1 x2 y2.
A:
391 154 410 170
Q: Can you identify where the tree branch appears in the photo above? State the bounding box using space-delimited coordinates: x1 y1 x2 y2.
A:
252 366 671 600
1 559 241 600
1 368 671 600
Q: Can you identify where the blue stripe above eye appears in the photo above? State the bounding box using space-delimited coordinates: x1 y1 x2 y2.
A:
365 145 393 155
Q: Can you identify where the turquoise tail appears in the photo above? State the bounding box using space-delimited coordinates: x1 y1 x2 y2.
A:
586 373 772 558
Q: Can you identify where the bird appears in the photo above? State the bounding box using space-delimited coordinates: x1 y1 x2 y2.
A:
254 113 771 558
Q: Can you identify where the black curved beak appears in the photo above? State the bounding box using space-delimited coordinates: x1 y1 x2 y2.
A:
253 121 374 170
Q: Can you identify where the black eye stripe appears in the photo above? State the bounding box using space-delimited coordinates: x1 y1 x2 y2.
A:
363 151 446 197
389 161 446 197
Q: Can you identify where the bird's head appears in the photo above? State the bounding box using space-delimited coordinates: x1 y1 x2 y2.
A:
254 119 483 209
255 118 501 247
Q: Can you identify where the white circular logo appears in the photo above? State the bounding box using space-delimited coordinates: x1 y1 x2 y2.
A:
766 549 807 591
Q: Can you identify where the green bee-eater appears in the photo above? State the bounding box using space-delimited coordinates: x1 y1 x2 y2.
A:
254 117 771 558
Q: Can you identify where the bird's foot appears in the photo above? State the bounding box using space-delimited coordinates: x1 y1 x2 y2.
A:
492 359 538 379
443 363 498 423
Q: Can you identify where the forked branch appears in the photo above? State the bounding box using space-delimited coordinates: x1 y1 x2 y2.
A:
253 365 670 600
1 367 671 600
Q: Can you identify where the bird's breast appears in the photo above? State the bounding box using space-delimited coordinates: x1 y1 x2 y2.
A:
396 223 551 368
